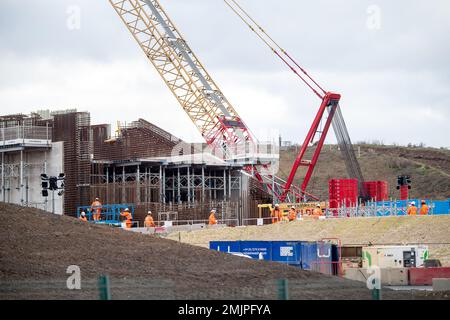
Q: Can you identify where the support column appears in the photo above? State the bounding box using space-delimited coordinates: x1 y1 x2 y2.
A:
172 171 175 203
136 165 140 204
113 169 116 204
1 152 4 203
106 167 109 205
122 166 126 204
201 166 205 203
228 169 231 201
177 167 181 204
20 150 24 206
159 165 162 203
187 167 191 204
223 169 227 201
162 166 166 204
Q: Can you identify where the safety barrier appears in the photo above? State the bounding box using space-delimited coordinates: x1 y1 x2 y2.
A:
77 204 135 226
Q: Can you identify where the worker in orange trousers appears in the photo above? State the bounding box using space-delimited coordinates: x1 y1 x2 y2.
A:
419 200 429 215
271 204 281 224
209 209 218 226
120 208 133 229
91 197 102 221
407 202 418 215
144 211 156 228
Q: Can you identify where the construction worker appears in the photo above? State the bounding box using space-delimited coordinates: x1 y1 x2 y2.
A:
288 206 297 222
144 211 156 228
271 204 281 224
91 197 102 221
312 204 323 218
419 200 429 215
209 209 218 226
120 208 133 229
79 211 88 222
407 201 418 216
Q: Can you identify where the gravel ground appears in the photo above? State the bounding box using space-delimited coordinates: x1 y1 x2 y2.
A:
0 203 448 300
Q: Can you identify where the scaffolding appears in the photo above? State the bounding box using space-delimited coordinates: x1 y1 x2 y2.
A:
89 161 247 224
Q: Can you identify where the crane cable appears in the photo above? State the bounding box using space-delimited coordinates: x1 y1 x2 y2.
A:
223 0 326 99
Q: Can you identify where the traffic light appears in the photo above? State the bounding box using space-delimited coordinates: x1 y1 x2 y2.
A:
41 173 65 198
49 177 58 191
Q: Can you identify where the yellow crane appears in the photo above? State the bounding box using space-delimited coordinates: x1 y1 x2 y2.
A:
108 0 311 202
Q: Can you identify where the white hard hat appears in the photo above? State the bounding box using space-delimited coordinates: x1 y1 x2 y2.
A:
95 197 100 200
316 203 321 207
291 206 296 209
211 209 216 213
275 204 280 207
148 211 152 214
81 211 86 216
125 208 130 212
411 201 415 205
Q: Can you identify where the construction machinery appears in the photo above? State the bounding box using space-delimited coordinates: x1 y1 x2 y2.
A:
224 0 367 201
108 0 365 203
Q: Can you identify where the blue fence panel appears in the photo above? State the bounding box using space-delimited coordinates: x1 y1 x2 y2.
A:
271 241 302 265
209 241 240 253
239 241 272 261
300 242 317 271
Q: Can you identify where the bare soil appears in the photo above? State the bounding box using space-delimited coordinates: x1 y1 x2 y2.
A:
0 203 448 300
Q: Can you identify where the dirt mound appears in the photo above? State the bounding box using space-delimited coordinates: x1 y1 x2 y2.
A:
0 203 446 300
165 216 450 266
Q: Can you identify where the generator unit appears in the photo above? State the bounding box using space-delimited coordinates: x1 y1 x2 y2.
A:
362 245 429 268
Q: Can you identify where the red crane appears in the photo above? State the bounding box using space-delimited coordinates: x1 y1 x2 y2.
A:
225 0 366 202
109 0 365 203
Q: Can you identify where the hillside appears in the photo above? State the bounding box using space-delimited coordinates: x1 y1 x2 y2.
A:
279 144 450 200
165 215 450 266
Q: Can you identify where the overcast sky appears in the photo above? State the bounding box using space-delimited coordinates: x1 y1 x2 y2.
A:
0 0 449 147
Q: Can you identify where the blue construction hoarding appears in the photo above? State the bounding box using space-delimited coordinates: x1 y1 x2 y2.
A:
209 240 337 275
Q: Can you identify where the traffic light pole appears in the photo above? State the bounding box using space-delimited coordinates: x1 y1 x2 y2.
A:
52 189 55 215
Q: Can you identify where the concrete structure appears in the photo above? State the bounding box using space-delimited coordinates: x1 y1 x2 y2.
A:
0 114 65 214
1 142 64 214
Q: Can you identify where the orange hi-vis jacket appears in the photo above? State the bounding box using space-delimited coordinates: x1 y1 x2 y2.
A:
120 211 133 228
312 208 323 217
289 209 296 221
407 206 418 215
120 211 132 220
271 208 280 224
79 215 87 222
420 204 429 215
91 201 102 220
144 216 156 227
209 213 217 225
